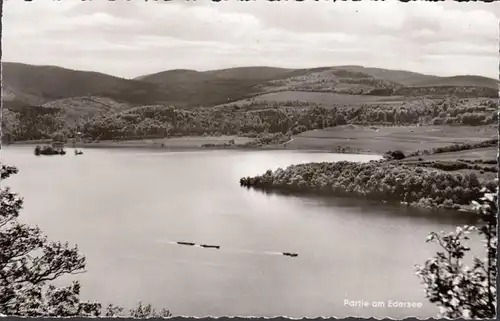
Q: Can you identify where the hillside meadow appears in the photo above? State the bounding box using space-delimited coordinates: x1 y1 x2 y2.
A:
285 125 497 154
221 91 407 107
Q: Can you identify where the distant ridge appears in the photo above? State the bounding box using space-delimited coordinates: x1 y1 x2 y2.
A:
203 66 296 80
2 62 174 107
329 65 442 86
137 65 498 89
2 61 498 113
135 69 201 81
409 75 499 89
134 66 297 83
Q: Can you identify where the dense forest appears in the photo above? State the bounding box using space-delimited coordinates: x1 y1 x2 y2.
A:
2 97 497 143
239 160 497 211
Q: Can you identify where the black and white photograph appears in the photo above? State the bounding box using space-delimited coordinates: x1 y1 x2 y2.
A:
0 0 498 319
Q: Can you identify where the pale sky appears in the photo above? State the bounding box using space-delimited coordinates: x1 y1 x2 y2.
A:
3 0 499 79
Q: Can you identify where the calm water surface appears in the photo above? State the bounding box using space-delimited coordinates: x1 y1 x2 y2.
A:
1 147 481 318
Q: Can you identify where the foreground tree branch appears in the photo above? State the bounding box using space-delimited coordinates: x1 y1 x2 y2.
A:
416 187 497 319
0 164 171 317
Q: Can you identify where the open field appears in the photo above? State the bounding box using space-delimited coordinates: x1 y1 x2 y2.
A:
286 125 497 154
284 124 498 185
222 91 407 107
400 147 498 183
405 147 498 162
10 125 496 156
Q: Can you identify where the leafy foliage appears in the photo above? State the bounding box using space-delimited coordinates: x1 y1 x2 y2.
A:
1 107 71 143
415 188 498 319
384 150 406 160
414 161 498 173
33 145 66 156
242 132 292 147
3 97 497 143
0 164 171 317
73 98 500 142
239 161 495 210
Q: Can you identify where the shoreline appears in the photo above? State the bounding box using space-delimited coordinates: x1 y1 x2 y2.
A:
6 134 495 214
239 160 495 215
5 143 379 156
6 124 495 156
243 183 479 217
5 138 381 155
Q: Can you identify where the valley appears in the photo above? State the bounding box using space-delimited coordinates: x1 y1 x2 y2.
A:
2 62 498 210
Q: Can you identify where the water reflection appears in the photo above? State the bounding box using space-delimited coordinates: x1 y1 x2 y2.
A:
1 147 478 318
247 187 479 225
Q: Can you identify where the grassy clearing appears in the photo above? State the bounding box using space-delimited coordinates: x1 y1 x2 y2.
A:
401 160 497 184
401 146 498 183
454 168 497 183
286 125 496 154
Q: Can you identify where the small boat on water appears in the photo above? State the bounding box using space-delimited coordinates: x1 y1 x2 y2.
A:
199 244 220 249
74 149 84 155
282 252 298 257
177 242 196 246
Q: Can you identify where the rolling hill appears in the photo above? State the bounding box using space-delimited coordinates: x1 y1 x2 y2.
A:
257 66 499 96
41 96 133 121
2 62 176 109
410 75 499 89
133 66 321 107
136 66 297 83
328 65 441 86
202 66 297 80
261 68 404 94
2 62 498 117
134 69 214 83
2 63 308 110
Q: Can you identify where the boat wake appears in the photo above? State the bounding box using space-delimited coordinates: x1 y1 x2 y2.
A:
156 239 298 257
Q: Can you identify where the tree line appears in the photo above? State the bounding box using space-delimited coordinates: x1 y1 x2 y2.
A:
239 160 497 211
2 97 497 143
407 139 498 157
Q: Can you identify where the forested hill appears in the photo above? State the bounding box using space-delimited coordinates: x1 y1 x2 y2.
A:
3 96 497 143
2 62 177 108
2 63 315 110
3 62 499 114
2 62 498 142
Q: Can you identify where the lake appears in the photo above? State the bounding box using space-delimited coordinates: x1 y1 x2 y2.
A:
1 146 482 318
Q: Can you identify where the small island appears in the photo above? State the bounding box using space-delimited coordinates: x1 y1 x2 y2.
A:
34 143 66 156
